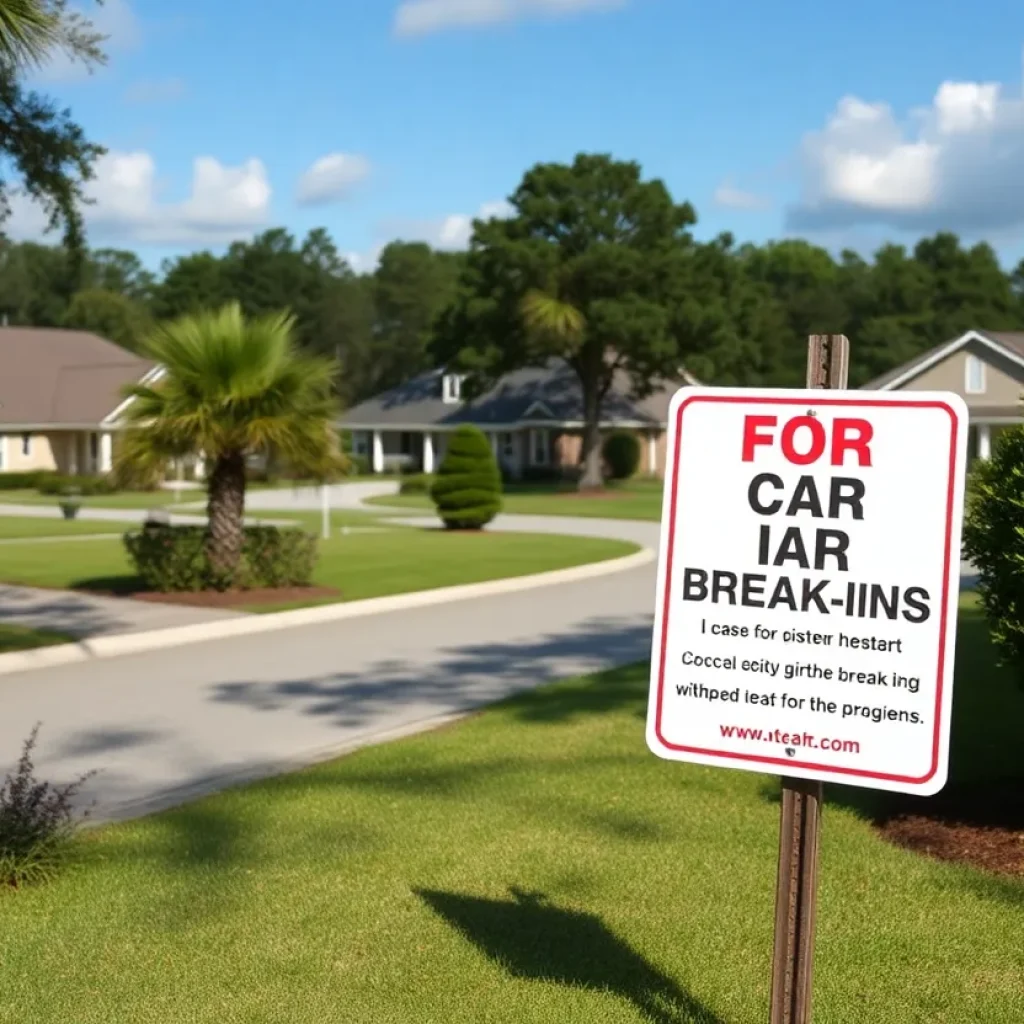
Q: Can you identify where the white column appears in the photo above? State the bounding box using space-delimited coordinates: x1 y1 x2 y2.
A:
489 432 498 456
194 451 206 479
978 423 992 460
647 433 657 475
99 432 113 473
68 434 78 475
372 430 384 474
423 432 434 474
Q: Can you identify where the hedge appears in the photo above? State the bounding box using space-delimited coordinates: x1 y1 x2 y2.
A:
400 473 434 494
0 471 54 491
603 430 641 480
37 474 119 496
430 425 502 530
123 525 319 592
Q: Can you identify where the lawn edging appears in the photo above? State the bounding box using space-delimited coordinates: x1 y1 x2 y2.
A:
0 544 654 678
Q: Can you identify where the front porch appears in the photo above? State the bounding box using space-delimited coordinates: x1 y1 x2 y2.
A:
969 419 1020 463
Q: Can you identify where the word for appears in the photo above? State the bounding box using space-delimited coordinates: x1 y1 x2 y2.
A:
700 620 906 653
684 568 931 623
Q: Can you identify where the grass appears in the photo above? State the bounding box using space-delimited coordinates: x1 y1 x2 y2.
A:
0 523 636 608
0 489 182 510
0 623 76 653
0 517 128 539
368 477 666 521
0 598 1020 1024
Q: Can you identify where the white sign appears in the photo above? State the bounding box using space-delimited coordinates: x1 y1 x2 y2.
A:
647 387 968 795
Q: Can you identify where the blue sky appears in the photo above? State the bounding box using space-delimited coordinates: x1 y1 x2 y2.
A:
17 0 1024 271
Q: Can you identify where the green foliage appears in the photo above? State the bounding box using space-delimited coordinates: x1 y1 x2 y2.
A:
430 425 502 530
400 473 434 494
0 469 52 490
602 430 641 480
962 428 1024 685
36 473 115 496
62 287 152 351
123 525 319 593
0 723 95 888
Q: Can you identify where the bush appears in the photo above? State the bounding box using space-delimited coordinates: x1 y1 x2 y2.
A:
430 425 502 530
37 474 117 497
962 428 1024 685
0 724 95 888
123 525 319 592
400 473 434 494
603 430 641 480
0 471 53 491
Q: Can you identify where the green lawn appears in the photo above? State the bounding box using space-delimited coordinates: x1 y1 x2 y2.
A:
0 623 76 653
0 525 636 608
368 478 665 521
0 488 183 510
0 516 129 539
0 598 1020 1024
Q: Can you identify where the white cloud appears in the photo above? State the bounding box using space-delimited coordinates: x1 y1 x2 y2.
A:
296 153 371 206
7 150 271 245
713 180 771 211
789 78 1024 234
434 198 514 248
123 77 185 104
393 0 626 36
34 0 141 83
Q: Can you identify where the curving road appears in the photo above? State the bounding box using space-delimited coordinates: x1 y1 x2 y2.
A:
0 496 660 824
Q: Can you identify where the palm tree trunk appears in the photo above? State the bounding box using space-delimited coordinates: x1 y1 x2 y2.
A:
206 450 247 583
579 384 604 491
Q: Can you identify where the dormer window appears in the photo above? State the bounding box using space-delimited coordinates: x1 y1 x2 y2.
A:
442 373 464 404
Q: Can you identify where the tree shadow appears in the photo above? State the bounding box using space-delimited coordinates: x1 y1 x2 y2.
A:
416 887 724 1024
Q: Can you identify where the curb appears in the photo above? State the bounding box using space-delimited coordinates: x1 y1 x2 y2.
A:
0 546 654 678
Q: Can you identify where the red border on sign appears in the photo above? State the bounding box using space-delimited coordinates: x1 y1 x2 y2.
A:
653 394 959 785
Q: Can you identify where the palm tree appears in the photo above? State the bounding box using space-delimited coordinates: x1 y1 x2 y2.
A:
115 303 345 578
520 287 606 490
0 0 59 68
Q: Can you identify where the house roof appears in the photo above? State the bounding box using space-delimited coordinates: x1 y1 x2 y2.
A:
340 358 700 430
0 327 154 427
861 329 1024 390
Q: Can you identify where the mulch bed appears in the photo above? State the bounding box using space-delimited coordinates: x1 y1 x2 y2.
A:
871 780 1024 877
129 585 342 608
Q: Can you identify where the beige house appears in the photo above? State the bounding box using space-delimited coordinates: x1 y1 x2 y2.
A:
341 359 700 479
862 329 1024 461
0 326 160 476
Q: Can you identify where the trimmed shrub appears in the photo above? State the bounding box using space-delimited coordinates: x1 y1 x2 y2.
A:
123 525 319 592
603 430 641 480
347 454 370 476
0 724 96 888
0 471 54 491
962 427 1024 685
430 425 502 530
37 474 117 497
400 473 434 494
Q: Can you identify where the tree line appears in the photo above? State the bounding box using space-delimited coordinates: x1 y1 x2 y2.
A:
2 214 1022 405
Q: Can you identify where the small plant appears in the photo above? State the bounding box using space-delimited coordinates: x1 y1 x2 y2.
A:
963 427 1024 686
0 724 96 889
58 486 81 520
603 430 641 480
400 473 434 495
430 425 502 530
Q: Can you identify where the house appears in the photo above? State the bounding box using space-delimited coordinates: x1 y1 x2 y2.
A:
0 326 159 475
340 359 700 479
861 328 1024 462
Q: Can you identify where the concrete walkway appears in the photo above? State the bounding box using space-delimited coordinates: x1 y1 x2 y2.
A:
0 502 291 526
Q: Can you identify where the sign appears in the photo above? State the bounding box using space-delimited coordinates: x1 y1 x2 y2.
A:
647 387 968 796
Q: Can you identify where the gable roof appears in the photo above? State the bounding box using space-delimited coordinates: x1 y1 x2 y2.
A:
861 329 1024 390
0 327 155 427
341 359 700 430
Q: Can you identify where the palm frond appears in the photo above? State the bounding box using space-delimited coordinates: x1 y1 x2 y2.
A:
520 289 586 342
0 0 60 69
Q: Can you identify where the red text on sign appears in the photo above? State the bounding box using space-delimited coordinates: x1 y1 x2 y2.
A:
741 415 874 467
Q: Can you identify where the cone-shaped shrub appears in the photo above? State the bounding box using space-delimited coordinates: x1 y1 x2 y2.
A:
431 425 503 529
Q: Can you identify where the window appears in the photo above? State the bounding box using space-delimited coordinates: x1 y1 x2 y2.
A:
499 432 516 461
21 433 31 457
442 373 463 404
529 428 550 466
965 354 986 394
89 434 98 461
351 432 369 456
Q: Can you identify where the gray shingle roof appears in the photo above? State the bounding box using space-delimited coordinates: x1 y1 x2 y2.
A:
0 327 154 426
341 358 697 429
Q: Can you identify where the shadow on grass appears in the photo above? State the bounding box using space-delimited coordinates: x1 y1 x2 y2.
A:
417 887 723 1024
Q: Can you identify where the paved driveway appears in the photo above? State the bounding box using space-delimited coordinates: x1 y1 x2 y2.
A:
0 513 658 824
